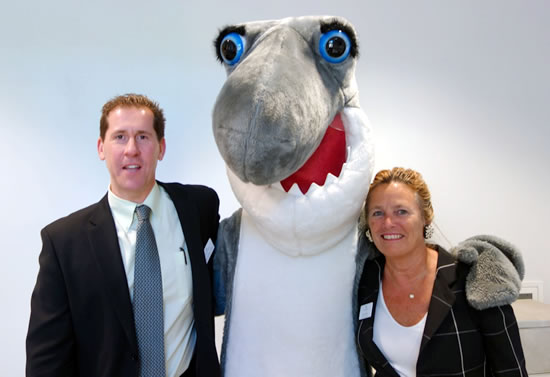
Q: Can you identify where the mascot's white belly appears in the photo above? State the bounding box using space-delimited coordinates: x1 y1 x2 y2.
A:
224 211 360 377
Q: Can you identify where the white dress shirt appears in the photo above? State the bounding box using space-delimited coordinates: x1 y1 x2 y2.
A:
108 183 195 377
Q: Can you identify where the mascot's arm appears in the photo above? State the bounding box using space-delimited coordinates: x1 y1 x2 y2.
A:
450 235 525 310
213 209 242 315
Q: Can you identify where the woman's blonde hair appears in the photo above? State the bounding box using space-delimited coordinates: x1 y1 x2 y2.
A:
364 167 434 224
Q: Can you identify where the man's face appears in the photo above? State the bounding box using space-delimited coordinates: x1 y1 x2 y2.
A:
97 106 166 203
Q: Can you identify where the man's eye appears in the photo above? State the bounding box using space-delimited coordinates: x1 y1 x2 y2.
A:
138 135 147 140
397 209 408 215
115 135 125 140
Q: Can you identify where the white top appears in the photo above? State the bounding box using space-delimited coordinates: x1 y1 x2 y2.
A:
108 183 195 377
373 283 427 377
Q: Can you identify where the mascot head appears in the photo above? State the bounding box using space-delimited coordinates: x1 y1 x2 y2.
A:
213 16 374 256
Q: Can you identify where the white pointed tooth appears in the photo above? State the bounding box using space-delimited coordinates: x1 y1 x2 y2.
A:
305 182 321 196
288 183 304 196
324 173 338 185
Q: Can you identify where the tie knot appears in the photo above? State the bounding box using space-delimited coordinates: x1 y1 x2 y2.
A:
135 205 152 222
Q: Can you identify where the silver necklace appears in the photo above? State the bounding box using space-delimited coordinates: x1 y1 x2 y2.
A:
405 271 427 299
385 262 429 300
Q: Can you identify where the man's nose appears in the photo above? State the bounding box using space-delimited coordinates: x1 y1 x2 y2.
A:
124 137 139 155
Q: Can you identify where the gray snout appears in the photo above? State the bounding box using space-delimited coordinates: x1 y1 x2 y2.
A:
213 25 343 184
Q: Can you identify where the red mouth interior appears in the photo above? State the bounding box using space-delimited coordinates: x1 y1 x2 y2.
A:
280 114 346 194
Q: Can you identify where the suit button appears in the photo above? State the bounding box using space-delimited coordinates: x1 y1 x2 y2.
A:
130 353 138 361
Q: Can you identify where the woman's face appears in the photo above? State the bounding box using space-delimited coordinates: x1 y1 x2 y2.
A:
367 182 426 258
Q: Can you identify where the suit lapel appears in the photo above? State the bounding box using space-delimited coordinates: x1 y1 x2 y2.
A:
88 195 137 350
420 248 457 351
161 182 220 374
159 182 209 275
160 182 214 322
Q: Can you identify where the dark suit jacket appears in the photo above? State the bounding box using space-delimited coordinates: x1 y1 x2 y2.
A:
26 182 221 377
357 247 527 377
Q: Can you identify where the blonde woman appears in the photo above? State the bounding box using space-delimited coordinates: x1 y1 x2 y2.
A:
357 168 526 377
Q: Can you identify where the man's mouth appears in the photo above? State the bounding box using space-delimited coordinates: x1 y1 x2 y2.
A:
280 114 346 194
123 164 141 170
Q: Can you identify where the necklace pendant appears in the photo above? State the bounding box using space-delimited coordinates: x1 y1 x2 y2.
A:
409 293 415 299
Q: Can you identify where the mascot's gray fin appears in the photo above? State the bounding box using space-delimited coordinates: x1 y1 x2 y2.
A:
213 208 242 372
450 235 525 310
214 208 242 316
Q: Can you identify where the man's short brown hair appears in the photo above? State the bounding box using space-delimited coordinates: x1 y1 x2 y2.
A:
100 93 166 140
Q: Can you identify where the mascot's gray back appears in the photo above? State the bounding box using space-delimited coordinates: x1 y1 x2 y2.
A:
212 16 374 377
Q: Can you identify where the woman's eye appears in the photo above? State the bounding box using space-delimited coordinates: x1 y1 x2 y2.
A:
371 210 383 217
397 209 408 215
220 32 246 66
319 29 351 63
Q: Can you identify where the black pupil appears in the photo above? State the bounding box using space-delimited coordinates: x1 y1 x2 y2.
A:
326 36 346 58
221 39 237 61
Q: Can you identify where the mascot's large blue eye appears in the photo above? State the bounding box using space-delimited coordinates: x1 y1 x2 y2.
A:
319 30 351 63
220 32 246 66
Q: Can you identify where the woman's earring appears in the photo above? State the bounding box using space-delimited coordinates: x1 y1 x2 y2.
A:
365 229 373 242
424 224 434 239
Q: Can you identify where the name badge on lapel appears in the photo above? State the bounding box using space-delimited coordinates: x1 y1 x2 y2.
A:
204 238 215 263
359 302 373 320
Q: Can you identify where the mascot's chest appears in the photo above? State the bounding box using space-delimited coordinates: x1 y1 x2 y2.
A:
224 210 361 377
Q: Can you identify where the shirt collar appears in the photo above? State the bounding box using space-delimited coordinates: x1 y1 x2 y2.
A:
107 183 162 232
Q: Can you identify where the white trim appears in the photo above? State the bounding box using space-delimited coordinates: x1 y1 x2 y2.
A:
520 280 544 302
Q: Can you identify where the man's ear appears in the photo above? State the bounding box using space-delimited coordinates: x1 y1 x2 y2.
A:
158 138 166 161
97 137 105 160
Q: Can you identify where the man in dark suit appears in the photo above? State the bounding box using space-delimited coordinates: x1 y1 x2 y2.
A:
26 94 221 377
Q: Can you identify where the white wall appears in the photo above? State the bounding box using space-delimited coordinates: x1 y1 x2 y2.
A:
2 0 549 375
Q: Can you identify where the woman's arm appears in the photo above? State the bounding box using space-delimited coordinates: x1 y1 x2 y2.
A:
478 304 528 376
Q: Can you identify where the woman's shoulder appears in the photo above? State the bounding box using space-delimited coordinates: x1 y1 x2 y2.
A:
358 255 385 293
430 244 471 287
362 253 385 274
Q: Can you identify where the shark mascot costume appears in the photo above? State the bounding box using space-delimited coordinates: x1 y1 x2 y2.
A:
211 16 524 377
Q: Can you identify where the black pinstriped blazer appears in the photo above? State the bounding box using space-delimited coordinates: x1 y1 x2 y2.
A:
357 246 527 377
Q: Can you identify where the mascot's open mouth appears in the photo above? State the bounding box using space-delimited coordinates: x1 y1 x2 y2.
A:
280 114 347 194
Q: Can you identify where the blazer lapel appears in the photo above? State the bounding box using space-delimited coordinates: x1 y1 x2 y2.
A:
420 248 457 351
88 195 137 350
160 182 214 321
161 182 220 374
358 259 401 377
